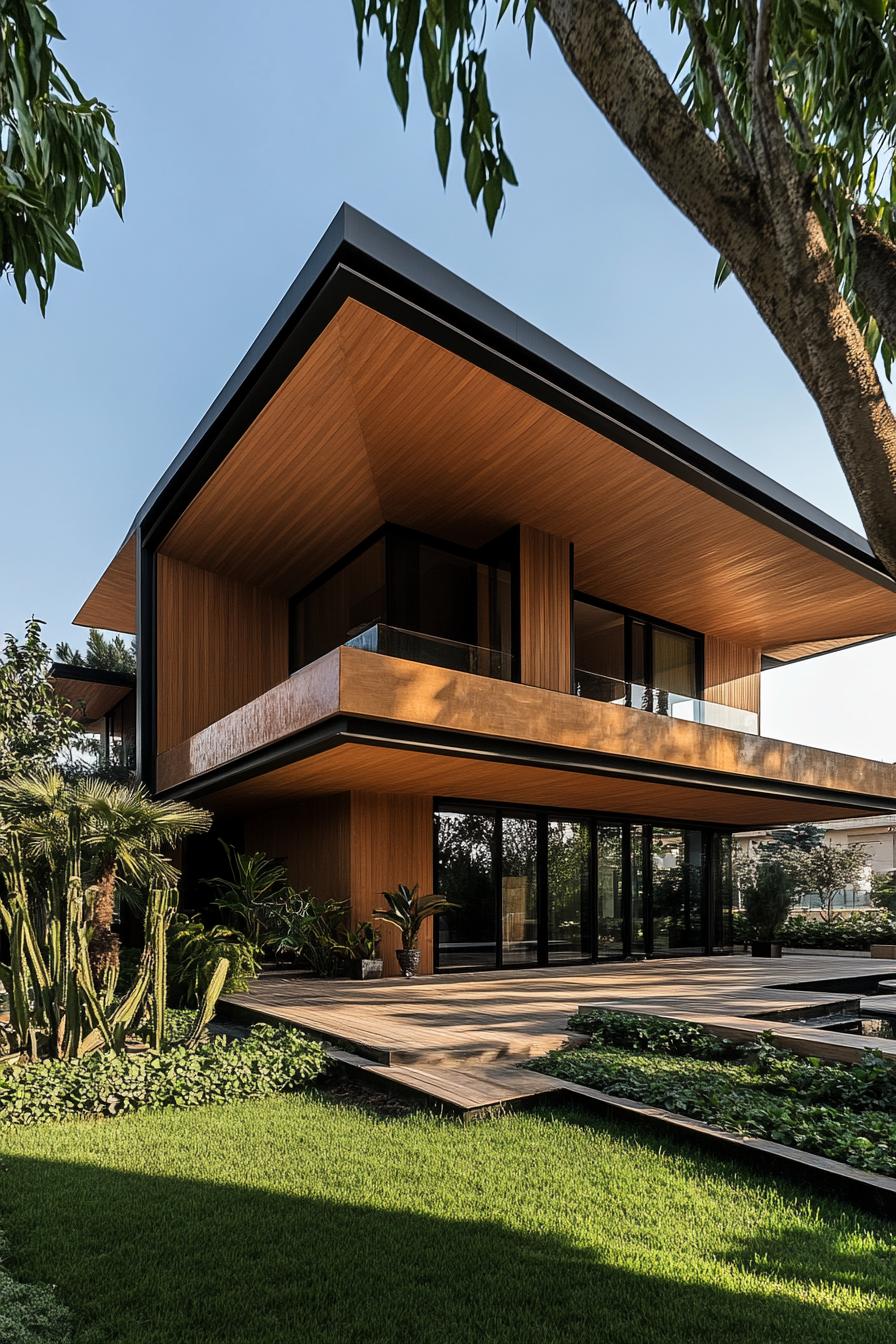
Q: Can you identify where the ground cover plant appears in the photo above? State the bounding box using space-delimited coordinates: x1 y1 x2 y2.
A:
528 1010 896 1176
0 1091 895 1344
0 1024 326 1126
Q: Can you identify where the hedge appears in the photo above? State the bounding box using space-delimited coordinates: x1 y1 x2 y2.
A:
531 1010 896 1177
732 910 896 950
0 1025 327 1126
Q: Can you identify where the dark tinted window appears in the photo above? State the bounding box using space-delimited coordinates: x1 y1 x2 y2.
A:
291 538 386 669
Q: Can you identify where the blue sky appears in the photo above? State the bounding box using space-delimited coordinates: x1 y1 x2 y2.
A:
2 1 894 761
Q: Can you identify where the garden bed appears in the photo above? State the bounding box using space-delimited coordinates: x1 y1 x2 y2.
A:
527 1010 896 1178
0 1023 326 1126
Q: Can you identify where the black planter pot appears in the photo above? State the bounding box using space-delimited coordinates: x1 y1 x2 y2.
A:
351 957 383 981
396 947 421 978
751 941 784 958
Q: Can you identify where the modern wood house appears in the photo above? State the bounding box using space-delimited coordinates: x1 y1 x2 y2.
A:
72 207 896 975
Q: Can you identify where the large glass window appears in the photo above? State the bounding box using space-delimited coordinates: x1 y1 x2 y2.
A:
574 599 701 704
651 828 705 955
597 824 624 957
546 817 591 962
435 810 497 971
434 804 728 971
291 531 512 677
501 815 539 966
291 538 386 669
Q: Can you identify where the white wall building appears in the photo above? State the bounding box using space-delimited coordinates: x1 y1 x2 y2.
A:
734 815 896 912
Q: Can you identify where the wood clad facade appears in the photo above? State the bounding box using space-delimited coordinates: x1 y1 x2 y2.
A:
518 527 572 692
244 791 433 977
703 635 762 716
156 554 289 753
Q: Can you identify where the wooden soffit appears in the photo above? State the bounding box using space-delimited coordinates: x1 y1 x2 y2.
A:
73 533 137 634
147 298 896 652
50 666 133 722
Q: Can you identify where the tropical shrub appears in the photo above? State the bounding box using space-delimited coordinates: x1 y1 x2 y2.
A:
203 842 297 949
273 896 350 976
374 883 455 951
167 916 260 1004
0 1024 327 1126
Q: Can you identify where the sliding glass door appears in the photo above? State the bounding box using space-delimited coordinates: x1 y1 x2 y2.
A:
434 804 720 971
546 817 591 962
434 810 497 971
501 815 539 966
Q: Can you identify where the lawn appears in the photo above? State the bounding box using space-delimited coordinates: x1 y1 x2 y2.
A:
1 1091 895 1344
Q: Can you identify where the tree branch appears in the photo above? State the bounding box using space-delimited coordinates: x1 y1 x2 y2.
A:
854 214 896 351
684 7 754 178
534 0 760 267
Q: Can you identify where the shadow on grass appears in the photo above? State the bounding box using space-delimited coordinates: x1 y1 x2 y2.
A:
0 1141 893 1344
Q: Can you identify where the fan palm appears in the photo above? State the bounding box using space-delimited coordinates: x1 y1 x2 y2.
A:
0 771 211 986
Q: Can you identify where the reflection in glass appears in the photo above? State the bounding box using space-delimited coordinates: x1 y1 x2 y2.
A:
291 538 386 669
501 816 539 965
435 811 496 970
547 818 591 962
651 827 705 954
597 825 624 957
630 825 646 955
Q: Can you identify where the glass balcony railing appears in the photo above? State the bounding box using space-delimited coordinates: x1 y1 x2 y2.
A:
345 623 514 680
574 667 759 735
342 625 757 733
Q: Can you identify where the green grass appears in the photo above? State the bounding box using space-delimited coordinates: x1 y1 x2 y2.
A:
0 1091 894 1344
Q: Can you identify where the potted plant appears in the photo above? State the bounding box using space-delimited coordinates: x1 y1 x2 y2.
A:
343 920 383 980
742 860 795 957
374 883 456 977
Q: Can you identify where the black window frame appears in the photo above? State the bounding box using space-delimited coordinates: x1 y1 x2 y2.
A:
433 796 733 973
573 591 705 700
288 523 519 676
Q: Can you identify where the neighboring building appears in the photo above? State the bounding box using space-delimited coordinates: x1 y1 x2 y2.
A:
70 207 896 975
50 662 136 773
735 816 896 913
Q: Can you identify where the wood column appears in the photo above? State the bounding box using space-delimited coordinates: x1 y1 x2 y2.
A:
518 526 573 692
244 791 434 977
703 635 761 719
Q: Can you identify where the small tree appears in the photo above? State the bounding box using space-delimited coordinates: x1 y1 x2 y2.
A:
0 618 84 779
740 860 795 942
870 870 896 918
793 843 870 924
55 629 136 676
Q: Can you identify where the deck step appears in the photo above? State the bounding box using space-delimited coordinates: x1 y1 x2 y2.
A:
328 1047 563 1115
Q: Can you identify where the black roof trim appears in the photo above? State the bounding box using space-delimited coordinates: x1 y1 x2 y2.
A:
123 203 895 595
50 662 135 689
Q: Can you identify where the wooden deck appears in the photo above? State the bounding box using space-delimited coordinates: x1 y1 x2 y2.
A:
220 954 896 1113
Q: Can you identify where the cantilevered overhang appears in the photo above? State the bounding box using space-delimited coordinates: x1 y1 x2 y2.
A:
50 662 134 725
154 647 896 828
77 205 896 656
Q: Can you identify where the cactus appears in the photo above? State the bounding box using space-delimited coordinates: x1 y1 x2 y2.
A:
0 771 212 1062
184 956 229 1049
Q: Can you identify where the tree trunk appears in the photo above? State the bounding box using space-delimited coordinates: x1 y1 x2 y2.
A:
854 217 896 353
535 0 896 578
88 856 120 983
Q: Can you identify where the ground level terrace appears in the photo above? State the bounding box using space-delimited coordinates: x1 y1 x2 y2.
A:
221 954 896 1089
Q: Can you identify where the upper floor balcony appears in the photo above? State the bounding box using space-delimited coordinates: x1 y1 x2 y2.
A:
154 626 896 830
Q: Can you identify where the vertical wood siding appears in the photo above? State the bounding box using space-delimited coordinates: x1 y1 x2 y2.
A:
519 526 572 692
